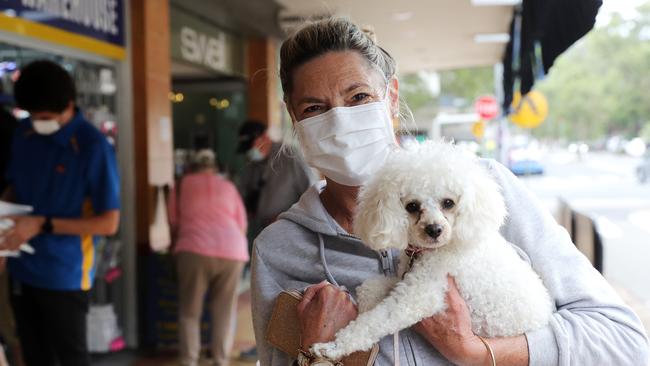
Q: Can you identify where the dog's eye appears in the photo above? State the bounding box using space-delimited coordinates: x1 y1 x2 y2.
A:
442 199 455 209
405 201 420 213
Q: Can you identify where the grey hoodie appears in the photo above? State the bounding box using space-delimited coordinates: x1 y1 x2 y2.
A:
251 159 649 366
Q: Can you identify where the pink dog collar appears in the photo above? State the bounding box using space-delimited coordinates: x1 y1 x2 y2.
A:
403 245 431 278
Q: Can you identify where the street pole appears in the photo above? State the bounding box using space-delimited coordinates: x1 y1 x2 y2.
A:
494 62 509 164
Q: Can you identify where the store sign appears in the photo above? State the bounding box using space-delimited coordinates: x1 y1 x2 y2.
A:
509 90 548 129
0 0 125 47
471 120 486 139
180 26 226 72
170 7 244 75
474 95 499 120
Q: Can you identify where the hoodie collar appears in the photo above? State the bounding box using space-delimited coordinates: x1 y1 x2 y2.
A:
278 180 358 238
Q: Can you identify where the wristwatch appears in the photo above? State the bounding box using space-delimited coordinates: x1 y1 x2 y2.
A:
296 349 342 366
41 216 53 234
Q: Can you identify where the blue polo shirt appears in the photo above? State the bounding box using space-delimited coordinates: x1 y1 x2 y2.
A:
5 110 120 291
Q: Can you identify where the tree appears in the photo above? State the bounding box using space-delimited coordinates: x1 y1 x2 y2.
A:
400 67 495 118
400 72 438 113
439 66 494 111
534 4 650 141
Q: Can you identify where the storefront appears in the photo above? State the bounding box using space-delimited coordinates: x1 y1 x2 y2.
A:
138 4 250 350
0 0 138 350
169 4 248 177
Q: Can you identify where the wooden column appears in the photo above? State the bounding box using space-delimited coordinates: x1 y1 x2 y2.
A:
247 38 280 128
131 1 174 249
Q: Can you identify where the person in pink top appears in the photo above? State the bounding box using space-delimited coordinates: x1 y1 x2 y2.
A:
168 149 248 366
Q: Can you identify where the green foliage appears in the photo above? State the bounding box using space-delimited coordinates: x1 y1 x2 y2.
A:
439 66 494 109
400 73 437 113
641 122 650 142
535 3 650 141
399 67 495 117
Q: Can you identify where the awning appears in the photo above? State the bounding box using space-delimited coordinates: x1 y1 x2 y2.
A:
502 0 603 112
276 0 515 74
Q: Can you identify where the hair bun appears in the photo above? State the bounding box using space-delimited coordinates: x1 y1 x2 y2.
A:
360 25 377 43
193 149 216 164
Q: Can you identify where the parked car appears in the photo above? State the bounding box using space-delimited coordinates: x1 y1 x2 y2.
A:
508 145 544 176
509 159 545 176
606 135 628 154
625 137 647 157
568 142 589 155
636 152 650 183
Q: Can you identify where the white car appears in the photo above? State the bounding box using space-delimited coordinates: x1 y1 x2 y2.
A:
625 138 646 157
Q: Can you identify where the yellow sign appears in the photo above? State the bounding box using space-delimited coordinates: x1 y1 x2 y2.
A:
471 120 486 139
509 90 548 128
0 13 125 60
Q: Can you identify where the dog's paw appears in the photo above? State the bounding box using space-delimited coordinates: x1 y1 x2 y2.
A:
357 276 397 313
310 341 345 360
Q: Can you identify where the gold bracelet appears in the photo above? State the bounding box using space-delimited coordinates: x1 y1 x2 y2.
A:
476 335 496 366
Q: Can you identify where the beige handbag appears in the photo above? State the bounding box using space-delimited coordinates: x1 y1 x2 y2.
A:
265 289 379 366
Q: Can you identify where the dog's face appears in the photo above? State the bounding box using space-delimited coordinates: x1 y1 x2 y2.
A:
401 192 458 249
354 141 507 252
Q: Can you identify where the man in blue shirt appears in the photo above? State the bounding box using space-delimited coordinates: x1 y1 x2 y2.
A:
0 60 120 366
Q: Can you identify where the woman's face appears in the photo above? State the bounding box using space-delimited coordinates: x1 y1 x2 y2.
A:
287 51 399 122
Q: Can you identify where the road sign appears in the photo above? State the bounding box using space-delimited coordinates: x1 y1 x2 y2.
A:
471 120 486 139
509 90 548 128
474 95 499 120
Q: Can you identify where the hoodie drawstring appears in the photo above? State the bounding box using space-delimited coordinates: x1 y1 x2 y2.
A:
318 233 340 287
317 233 401 366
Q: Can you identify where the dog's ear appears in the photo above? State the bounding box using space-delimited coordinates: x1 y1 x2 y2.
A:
354 178 409 251
454 166 507 243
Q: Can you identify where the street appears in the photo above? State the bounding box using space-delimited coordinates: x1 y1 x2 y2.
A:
520 149 650 329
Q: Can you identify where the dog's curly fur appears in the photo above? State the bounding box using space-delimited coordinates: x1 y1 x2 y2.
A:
311 141 554 360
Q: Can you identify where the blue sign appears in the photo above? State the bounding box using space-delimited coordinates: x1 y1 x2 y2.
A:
0 0 124 47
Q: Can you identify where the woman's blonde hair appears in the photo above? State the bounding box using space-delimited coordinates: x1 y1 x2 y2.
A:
279 17 397 100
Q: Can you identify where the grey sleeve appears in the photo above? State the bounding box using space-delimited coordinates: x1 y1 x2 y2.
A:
486 160 649 366
251 240 293 366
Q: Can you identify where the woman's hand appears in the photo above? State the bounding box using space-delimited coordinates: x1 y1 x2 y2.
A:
413 275 487 366
296 281 358 349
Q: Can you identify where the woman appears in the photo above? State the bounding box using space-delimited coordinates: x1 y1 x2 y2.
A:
251 18 649 366
169 149 248 366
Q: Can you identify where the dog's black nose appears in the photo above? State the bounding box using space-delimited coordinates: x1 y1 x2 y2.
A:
425 224 443 239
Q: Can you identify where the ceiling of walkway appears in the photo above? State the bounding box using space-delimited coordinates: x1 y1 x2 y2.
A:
276 0 516 74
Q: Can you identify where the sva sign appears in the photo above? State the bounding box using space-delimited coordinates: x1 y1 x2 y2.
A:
180 26 226 72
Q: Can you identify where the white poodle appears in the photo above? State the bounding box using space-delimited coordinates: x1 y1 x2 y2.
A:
311 141 554 360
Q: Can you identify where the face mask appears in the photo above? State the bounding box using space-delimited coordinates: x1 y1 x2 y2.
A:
247 147 265 162
295 100 396 186
32 119 61 135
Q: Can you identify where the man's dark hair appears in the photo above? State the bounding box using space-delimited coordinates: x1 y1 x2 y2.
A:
14 60 76 113
237 120 268 153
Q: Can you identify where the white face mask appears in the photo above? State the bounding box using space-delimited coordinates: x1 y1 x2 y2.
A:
295 100 397 186
32 119 61 135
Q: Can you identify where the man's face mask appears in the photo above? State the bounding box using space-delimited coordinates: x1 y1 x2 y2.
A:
247 147 265 162
32 119 61 135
